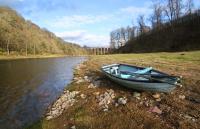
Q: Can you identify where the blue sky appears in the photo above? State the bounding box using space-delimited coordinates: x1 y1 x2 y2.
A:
0 0 200 47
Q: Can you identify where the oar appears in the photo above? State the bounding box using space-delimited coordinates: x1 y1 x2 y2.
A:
140 75 182 87
120 70 181 78
120 71 182 87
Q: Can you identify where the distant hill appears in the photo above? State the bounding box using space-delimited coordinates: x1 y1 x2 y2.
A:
0 7 87 55
118 11 200 53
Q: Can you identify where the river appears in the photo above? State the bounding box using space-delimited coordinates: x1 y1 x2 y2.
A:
0 57 86 129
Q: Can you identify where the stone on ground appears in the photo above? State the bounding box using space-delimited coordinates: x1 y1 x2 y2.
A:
118 97 127 105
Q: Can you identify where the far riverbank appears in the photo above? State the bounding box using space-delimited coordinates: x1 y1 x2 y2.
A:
0 54 88 61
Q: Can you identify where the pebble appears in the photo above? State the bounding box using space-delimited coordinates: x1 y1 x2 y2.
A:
192 118 196 122
93 92 100 96
76 79 84 84
46 115 53 120
84 76 88 79
97 89 115 110
88 83 96 88
184 114 192 119
139 101 143 105
179 95 185 100
103 108 109 112
73 77 78 81
118 97 127 105
84 76 90 82
156 98 161 102
133 92 141 98
80 94 86 99
136 97 141 100
152 93 160 99
149 106 162 114
71 125 76 129
144 101 149 107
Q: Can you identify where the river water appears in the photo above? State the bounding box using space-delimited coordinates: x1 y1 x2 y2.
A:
0 57 86 129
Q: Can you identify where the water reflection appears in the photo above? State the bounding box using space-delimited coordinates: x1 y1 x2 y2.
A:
0 57 85 129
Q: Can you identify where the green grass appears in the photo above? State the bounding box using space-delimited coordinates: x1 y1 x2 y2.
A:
106 51 200 62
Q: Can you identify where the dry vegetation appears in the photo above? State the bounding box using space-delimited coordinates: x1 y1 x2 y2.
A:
27 51 200 129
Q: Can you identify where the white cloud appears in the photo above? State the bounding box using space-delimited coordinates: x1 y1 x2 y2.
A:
45 2 154 47
120 6 149 14
120 6 151 15
56 30 85 40
50 14 110 29
52 5 153 47
50 6 151 29
55 30 109 47
119 3 153 25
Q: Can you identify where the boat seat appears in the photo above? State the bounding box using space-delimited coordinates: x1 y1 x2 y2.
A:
120 67 152 79
120 74 131 79
134 67 152 74
110 67 119 75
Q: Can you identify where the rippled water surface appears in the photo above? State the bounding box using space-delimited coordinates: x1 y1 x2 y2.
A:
0 57 86 129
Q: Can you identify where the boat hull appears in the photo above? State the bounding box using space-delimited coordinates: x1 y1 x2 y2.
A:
101 64 178 92
104 72 175 92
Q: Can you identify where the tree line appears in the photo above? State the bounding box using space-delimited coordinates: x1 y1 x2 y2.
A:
110 0 197 49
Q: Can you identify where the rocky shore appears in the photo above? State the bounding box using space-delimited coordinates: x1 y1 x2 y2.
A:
46 90 80 120
45 63 103 120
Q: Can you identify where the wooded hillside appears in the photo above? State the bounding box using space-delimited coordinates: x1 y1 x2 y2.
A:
118 11 200 53
0 7 87 55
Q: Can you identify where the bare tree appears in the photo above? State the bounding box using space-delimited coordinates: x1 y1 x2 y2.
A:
120 27 128 46
137 15 146 34
25 25 28 56
5 30 12 55
110 26 136 49
110 31 116 49
164 0 184 23
151 0 164 28
127 26 135 40
6 38 10 55
116 29 121 47
185 0 194 14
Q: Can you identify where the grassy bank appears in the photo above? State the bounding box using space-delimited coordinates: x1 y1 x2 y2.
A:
27 51 200 129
